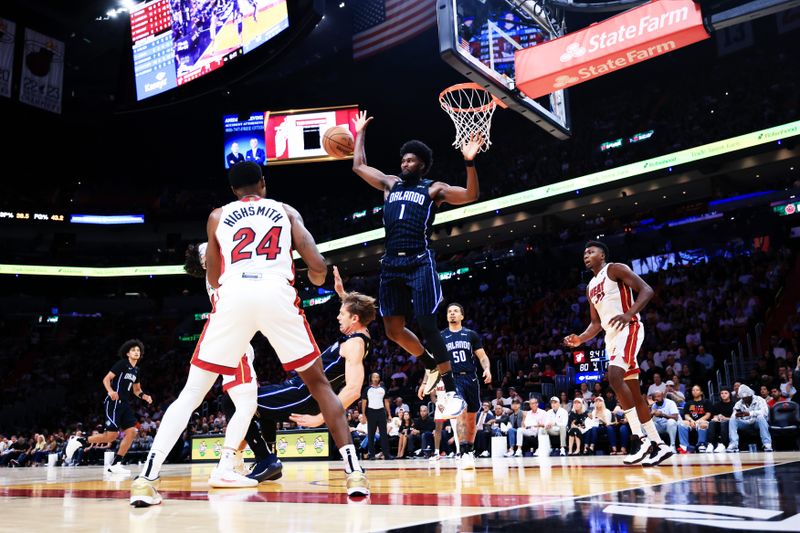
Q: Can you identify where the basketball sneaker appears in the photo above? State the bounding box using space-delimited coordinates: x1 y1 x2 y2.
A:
64 436 85 464
107 463 131 475
423 368 441 395
642 442 674 467
130 476 162 507
623 437 651 465
460 451 476 470
442 391 467 419
247 457 283 482
208 467 259 488
346 470 370 497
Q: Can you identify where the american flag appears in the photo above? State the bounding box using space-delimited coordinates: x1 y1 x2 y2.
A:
352 0 436 61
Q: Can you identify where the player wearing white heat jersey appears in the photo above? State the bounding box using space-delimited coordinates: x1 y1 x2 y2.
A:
131 162 368 507
564 241 672 467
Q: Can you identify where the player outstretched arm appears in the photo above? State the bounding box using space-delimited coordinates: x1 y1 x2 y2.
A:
606 263 654 330
432 134 482 206
205 208 223 288
333 265 346 299
289 337 366 428
563 292 603 348
352 110 398 194
283 203 327 286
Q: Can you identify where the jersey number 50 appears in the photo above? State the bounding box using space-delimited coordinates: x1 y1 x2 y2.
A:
231 227 282 263
452 350 468 363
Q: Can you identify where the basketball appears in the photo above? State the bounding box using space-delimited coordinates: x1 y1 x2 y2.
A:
322 126 354 158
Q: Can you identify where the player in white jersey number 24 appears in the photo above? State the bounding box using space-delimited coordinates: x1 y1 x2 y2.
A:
130 162 367 507
563 241 673 467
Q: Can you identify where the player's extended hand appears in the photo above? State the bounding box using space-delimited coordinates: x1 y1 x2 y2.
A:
352 110 373 134
142 394 153 405
461 133 484 161
289 413 324 428
108 391 119 402
563 334 581 348
333 265 345 298
482 368 492 384
608 313 633 331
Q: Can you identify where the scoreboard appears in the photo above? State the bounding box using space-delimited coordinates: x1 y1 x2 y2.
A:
573 349 608 384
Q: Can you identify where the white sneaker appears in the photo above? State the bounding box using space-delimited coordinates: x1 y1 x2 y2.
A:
208 467 258 488
514 449 522 457
623 438 652 465
447 452 455 458
429 454 440 463
763 444 774 452
460 451 476 470
442 391 467 419
535 447 548 457
503 450 514 457
479 450 490 458
423 368 441 395
106 463 131 475
642 442 674 467
705 443 716 453
714 443 726 453
726 444 739 453
560 448 566 456
232 450 248 476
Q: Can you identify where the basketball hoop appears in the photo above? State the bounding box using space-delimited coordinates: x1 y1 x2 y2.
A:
439 82 506 153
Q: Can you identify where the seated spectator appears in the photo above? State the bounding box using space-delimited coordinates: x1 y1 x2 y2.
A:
604 389 617 411
491 389 510 409
396 411 414 458
678 385 712 453
518 398 548 455
503 399 525 457
543 397 568 456
647 373 667 397
567 399 589 456
585 397 612 455
696 346 715 372
411 406 436 457
779 375 797 400
31 434 57 466
608 404 631 455
665 380 685 406
474 402 495 457
728 384 773 452
707 388 734 452
353 414 369 455
650 390 679 451
393 397 410 417
579 383 593 401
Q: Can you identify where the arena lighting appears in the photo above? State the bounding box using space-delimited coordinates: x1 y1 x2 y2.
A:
1 119 798 278
708 190 776 206
70 214 145 225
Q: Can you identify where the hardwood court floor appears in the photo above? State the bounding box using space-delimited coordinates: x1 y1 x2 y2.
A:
1 452 798 532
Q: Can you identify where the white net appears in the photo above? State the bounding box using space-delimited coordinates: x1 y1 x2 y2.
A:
439 83 499 152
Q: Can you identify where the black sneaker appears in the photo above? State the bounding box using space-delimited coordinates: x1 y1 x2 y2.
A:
247 457 283 482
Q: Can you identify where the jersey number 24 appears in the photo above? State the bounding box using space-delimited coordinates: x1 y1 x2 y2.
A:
231 227 282 263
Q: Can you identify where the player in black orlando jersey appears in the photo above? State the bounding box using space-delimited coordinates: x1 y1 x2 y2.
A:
65 339 152 475
351 109 483 420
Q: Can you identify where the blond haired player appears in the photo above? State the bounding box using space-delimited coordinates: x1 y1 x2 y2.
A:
564 241 672 467
130 162 367 506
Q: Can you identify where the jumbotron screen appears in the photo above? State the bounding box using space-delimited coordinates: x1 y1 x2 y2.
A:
131 0 289 101
223 105 359 167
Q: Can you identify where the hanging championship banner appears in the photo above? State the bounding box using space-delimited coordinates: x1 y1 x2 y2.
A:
0 18 15 98
19 28 64 113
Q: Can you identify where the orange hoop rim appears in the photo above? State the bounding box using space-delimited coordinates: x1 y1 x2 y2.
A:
438 82 508 113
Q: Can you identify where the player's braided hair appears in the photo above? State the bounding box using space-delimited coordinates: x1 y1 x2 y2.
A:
399 140 433 176
184 243 206 279
118 339 145 359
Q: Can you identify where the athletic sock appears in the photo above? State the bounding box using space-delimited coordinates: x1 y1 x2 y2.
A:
441 371 456 393
112 454 124 465
340 444 363 474
418 350 438 371
624 408 643 437
140 451 165 481
641 420 663 444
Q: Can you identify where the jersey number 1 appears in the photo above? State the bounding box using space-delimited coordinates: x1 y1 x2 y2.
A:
231 227 282 263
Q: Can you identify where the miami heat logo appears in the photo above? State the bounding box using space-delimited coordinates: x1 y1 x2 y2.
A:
276 437 288 455
295 437 307 454
589 276 606 304
313 436 325 454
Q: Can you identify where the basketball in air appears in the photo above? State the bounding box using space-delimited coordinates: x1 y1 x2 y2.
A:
322 126 354 158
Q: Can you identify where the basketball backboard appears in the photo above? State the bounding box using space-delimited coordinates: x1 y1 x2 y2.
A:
437 0 571 139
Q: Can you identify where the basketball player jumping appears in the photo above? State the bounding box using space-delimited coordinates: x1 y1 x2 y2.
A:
65 339 152 475
563 241 673 467
130 162 367 507
352 110 482 419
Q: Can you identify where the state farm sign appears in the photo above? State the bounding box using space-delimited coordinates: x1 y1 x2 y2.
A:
515 0 709 99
